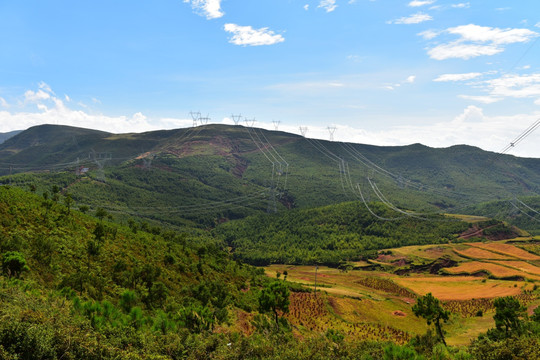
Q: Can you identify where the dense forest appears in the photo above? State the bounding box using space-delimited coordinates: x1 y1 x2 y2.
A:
213 201 501 266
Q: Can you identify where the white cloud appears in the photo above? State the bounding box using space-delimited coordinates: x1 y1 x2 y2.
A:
318 0 337 13
449 72 540 105
389 12 433 25
535 98 540 105
408 0 435 7
428 42 502 60
265 106 539 157
535 22 540 28
65 94 71 102
0 85 192 134
451 2 470 8
184 0 224 20
425 24 538 60
486 73 540 99
383 75 416 90
448 24 537 45
347 55 364 62
458 95 502 104
38 81 54 94
224 24 285 46
0 97 8 108
25 89 51 103
434 72 483 82
304 4 309 11
418 29 440 40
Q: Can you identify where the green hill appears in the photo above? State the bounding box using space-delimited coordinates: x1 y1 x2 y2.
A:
0 130 22 145
0 185 271 359
1 124 539 232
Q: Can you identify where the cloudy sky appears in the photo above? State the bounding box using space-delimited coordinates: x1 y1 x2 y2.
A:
1 0 539 157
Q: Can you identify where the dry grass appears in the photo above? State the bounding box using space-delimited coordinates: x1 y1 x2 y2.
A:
468 242 540 260
444 214 489 223
392 244 461 261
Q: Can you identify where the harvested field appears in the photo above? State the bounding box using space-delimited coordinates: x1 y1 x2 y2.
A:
454 247 513 260
393 276 527 300
444 261 540 280
467 242 540 260
491 260 540 275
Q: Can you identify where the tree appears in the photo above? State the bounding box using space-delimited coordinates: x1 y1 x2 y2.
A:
95 207 108 222
492 296 525 337
1 251 29 278
412 293 450 346
258 280 290 327
64 192 73 215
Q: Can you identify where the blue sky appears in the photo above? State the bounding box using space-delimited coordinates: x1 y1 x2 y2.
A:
1 0 539 156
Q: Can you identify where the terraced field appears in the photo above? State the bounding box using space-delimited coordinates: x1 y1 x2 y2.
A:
467 242 540 260
264 238 540 345
443 261 540 280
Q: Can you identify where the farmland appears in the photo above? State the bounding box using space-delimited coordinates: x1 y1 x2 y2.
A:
265 237 540 345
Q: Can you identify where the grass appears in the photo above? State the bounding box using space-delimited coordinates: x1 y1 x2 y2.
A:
391 244 462 261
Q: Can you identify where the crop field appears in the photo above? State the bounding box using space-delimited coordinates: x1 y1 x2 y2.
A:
442 261 540 280
453 247 513 260
393 275 531 300
467 242 540 260
285 292 415 344
490 260 540 275
265 238 540 346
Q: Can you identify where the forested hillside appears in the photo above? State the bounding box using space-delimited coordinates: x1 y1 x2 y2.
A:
0 185 269 358
2 184 540 359
214 201 519 266
1 124 539 232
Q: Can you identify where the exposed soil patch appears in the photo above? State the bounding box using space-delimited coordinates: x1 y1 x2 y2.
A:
392 311 406 317
394 257 457 275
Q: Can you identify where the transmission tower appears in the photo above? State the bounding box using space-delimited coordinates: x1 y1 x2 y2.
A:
189 111 201 127
327 126 336 141
267 188 278 213
231 114 242 126
199 115 210 125
89 150 112 182
244 118 256 127
273 120 281 131
299 126 308 137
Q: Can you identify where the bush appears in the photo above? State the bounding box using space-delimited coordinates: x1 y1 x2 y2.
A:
1 251 29 278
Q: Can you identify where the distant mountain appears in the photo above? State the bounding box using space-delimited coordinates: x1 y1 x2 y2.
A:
1 123 539 231
0 129 22 144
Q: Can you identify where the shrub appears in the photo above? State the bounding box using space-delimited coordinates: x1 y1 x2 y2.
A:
1 251 29 278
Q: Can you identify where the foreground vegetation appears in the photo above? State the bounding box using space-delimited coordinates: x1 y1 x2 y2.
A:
1 184 540 359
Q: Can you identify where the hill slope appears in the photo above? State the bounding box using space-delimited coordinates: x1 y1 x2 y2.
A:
1 124 539 231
